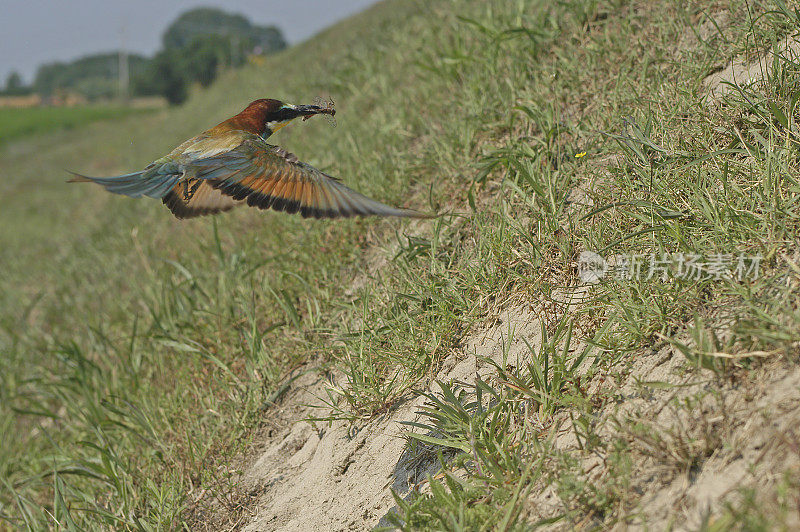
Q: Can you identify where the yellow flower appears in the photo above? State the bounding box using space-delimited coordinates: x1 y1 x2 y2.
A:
575 152 587 158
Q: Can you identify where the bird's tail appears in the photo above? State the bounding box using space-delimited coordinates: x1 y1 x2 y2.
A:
67 171 180 199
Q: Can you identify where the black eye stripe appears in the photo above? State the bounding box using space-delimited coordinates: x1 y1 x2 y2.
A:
272 107 296 121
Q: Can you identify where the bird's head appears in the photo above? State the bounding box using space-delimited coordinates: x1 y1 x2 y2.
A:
242 99 335 137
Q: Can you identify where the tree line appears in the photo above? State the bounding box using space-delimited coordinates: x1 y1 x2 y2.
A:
1 8 286 105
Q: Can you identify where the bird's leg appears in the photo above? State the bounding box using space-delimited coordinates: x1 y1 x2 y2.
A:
182 180 202 201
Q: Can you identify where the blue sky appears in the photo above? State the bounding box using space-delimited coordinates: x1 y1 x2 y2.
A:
0 0 378 84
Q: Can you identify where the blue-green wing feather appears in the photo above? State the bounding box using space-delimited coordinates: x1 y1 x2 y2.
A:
69 169 182 199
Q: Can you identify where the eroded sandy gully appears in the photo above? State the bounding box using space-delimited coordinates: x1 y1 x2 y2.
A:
237 302 550 531
235 298 800 531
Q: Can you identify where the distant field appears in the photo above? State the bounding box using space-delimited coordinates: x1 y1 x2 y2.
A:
0 104 153 144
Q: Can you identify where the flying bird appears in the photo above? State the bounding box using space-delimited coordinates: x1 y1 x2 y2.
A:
69 99 427 219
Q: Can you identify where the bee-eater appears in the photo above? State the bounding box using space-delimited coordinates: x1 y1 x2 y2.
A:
69 99 426 219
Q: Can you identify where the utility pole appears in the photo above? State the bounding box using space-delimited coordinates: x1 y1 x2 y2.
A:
230 35 239 67
118 24 129 103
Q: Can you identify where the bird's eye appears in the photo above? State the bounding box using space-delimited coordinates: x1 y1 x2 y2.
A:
271 107 290 121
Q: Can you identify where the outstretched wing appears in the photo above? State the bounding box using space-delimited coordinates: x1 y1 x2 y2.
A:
162 179 242 219
190 139 425 219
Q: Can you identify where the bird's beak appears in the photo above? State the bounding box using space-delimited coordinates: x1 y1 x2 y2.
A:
290 104 335 119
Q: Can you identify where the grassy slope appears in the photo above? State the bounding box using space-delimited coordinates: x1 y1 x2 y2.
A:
1 0 799 529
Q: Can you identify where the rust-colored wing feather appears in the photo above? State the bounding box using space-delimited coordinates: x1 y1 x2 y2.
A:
162 179 242 219
189 138 425 219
